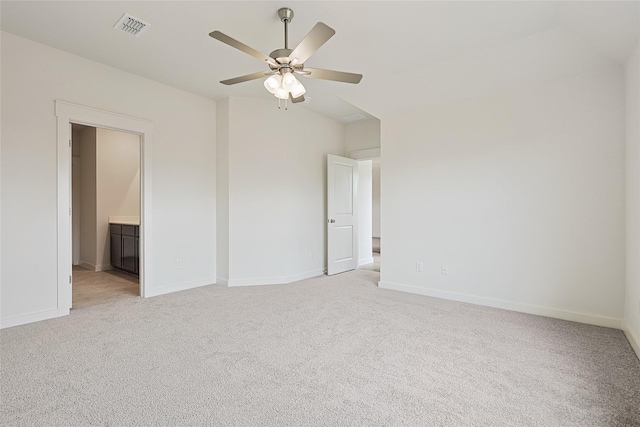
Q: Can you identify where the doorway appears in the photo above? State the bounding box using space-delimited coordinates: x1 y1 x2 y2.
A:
363 159 380 272
71 124 141 309
326 154 381 275
357 158 380 273
55 101 153 313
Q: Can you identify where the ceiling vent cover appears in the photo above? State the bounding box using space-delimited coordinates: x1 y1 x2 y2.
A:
114 13 150 37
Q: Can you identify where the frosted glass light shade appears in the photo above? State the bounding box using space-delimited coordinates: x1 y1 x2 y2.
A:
290 80 306 98
282 72 297 91
275 87 288 100
264 75 281 94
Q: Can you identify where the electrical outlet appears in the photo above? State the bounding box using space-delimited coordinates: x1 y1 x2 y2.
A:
176 259 182 269
416 261 424 272
441 264 449 275
309 251 314 260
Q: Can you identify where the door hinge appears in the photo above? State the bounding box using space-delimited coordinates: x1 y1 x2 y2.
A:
69 275 72 284
69 207 72 216
69 139 72 148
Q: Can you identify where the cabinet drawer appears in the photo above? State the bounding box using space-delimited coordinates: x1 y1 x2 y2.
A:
110 224 122 235
122 225 139 236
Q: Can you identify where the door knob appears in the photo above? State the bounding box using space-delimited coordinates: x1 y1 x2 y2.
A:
328 219 335 223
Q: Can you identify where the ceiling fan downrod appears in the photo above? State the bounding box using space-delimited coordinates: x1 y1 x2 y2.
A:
278 8 294 50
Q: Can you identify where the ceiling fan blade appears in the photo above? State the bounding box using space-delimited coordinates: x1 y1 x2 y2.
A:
209 31 276 66
289 23 335 64
290 93 305 103
303 68 363 84
221 71 271 85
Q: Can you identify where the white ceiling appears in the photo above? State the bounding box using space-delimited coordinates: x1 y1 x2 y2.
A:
1 1 638 121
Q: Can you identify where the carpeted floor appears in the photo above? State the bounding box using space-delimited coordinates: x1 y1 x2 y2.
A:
2 269 639 426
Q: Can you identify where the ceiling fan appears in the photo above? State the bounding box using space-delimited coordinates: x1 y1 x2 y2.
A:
209 8 362 106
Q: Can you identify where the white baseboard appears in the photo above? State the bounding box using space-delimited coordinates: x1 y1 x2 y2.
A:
77 262 112 272
1 307 69 329
622 320 640 360
78 261 96 271
358 257 375 267
228 269 324 287
215 278 229 286
144 277 215 298
378 280 622 329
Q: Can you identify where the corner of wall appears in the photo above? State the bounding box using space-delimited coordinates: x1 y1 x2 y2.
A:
624 39 640 358
215 99 230 281
623 320 640 360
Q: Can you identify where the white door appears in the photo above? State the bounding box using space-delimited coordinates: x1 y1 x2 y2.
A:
327 154 359 275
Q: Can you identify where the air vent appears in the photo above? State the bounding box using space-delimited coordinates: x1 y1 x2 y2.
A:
342 113 366 122
114 13 150 37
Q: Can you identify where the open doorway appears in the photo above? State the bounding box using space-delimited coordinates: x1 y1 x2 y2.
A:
370 159 380 271
344 116 381 275
71 124 141 309
56 100 153 315
356 157 380 273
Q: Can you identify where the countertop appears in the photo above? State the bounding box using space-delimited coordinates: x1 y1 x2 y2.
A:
108 216 140 226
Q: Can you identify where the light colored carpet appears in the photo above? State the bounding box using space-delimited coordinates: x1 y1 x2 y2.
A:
2 269 639 426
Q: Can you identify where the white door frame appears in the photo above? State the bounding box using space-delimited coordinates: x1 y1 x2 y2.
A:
56 101 153 310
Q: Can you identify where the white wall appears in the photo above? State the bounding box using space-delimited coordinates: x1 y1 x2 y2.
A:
78 127 97 269
216 99 230 284
1 32 216 325
624 40 640 356
380 65 626 328
96 128 141 270
372 162 381 238
345 119 380 155
221 97 345 285
357 160 373 266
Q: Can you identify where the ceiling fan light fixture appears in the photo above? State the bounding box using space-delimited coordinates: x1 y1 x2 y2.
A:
290 80 306 98
282 72 297 91
264 74 281 94
210 8 362 109
275 86 289 100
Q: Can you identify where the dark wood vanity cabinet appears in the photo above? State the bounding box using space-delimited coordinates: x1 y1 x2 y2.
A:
110 224 139 275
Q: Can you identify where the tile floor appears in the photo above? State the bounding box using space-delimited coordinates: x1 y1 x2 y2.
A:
72 265 139 310
359 252 381 272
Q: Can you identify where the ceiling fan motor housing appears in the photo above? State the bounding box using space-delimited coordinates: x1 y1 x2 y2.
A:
268 48 304 74
269 48 293 66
